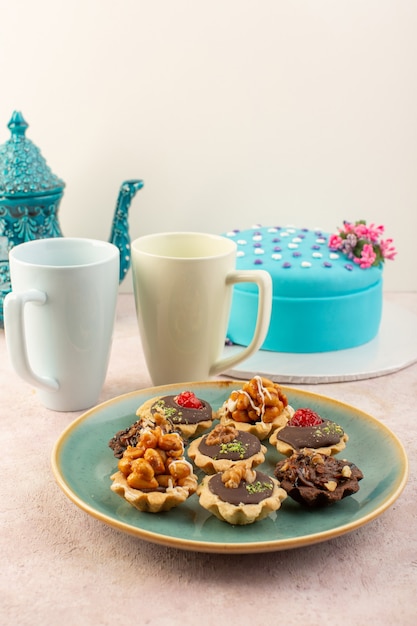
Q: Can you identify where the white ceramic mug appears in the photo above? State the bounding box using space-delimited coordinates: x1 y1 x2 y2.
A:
131 232 272 385
4 238 119 411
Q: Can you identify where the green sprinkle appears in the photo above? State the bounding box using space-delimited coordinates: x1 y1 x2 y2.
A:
246 481 273 494
315 422 343 438
219 441 248 459
155 400 181 421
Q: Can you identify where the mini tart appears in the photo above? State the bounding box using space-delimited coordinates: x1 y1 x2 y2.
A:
217 376 293 440
187 423 267 474
110 469 198 513
274 449 363 507
269 419 348 456
110 425 198 512
197 462 287 525
137 394 213 439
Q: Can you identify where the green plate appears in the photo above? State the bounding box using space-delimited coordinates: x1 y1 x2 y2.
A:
51 381 408 554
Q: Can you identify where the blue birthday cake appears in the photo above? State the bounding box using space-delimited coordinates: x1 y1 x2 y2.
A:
223 222 396 353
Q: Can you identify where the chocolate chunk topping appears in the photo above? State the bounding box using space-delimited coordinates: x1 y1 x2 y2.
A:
274 451 363 507
151 395 212 425
199 431 261 461
108 420 143 458
278 419 344 450
209 471 274 505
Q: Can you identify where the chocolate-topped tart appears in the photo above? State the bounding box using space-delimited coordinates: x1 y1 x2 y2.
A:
136 391 213 439
274 449 364 507
110 425 198 513
269 407 348 456
217 376 294 440
197 461 287 525
188 423 267 474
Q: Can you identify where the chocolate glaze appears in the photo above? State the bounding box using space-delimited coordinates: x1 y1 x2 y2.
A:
277 419 344 450
209 471 274 505
151 395 212 425
199 431 261 461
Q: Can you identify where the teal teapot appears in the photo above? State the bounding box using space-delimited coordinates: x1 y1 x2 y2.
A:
0 111 143 326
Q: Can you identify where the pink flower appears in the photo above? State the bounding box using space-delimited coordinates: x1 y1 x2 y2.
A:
352 222 383 242
367 223 385 242
353 223 370 239
353 243 376 269
329 220 396 269
380 238 397 261
329 234 343 249
341 221 355 235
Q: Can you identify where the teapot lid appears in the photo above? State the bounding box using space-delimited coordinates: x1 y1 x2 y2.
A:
0 111 65 199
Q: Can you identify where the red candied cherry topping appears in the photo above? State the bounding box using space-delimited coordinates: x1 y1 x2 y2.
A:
288 408 323 427
175 391 204 409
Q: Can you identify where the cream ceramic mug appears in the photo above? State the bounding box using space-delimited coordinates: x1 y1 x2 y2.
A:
131 232 272 385
4 238 119 411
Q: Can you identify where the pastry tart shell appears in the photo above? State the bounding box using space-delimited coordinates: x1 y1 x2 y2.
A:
110 470 198 513
197 474 287 525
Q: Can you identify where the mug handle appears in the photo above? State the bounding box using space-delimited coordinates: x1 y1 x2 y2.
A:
4 289 60 393
209 269 272 377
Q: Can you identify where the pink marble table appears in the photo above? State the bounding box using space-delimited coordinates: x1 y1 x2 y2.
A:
1 292 416 626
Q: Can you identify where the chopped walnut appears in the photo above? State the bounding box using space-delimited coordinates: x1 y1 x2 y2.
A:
342 465 352 478
310 451 326 465
222 461 256 488
205 423 239 446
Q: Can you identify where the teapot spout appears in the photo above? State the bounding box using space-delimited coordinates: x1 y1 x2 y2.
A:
109 179 144 282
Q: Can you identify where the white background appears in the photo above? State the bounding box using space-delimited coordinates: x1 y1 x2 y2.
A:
1 0 415 291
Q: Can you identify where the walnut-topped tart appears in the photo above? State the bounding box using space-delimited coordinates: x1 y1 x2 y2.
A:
197 461 287 525
188 423 267 474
